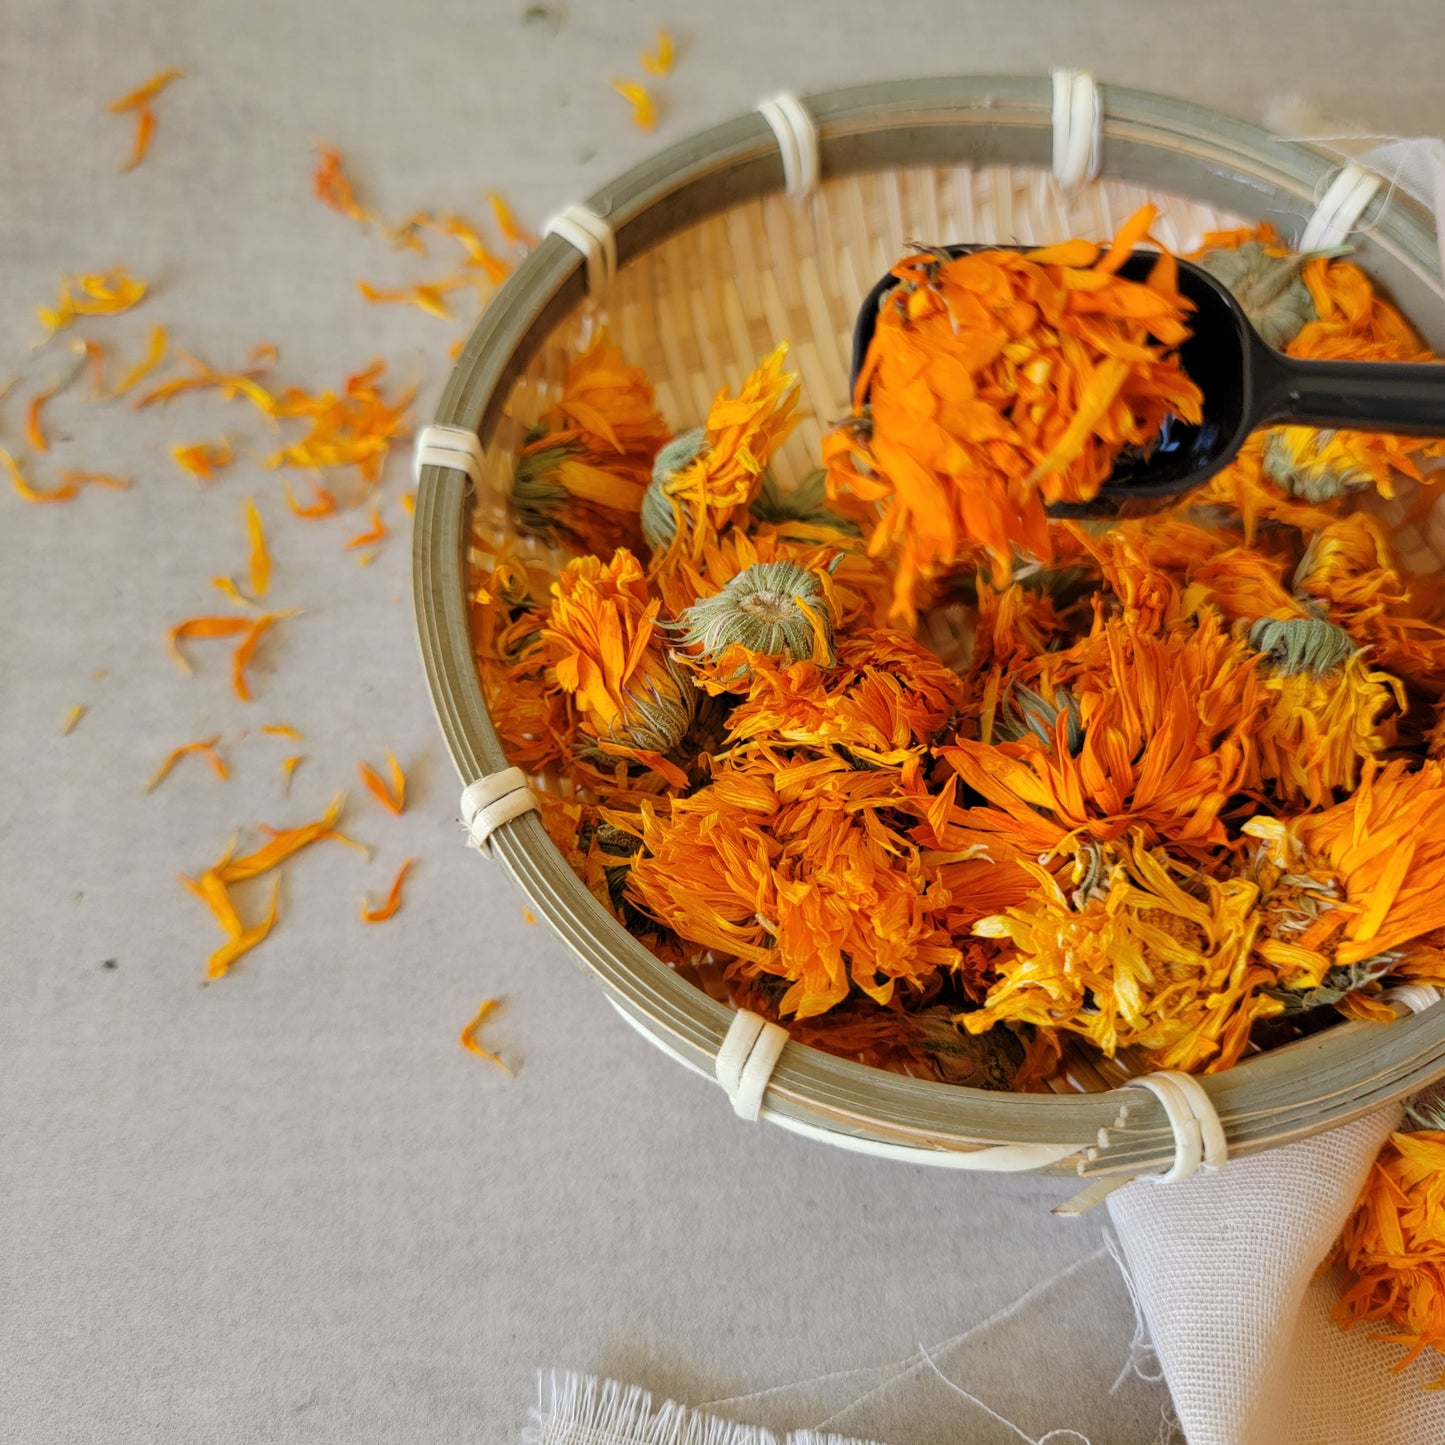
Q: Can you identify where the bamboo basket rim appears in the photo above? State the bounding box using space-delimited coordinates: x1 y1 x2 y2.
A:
413 75 1445 1178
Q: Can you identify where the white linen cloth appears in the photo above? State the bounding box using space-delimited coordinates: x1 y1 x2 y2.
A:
1108 1105 1445 1445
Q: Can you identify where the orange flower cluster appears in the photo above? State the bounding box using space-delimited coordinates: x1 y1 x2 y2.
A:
469 222 1445 1089
825 205 1202 618
1333 1120 1445 1386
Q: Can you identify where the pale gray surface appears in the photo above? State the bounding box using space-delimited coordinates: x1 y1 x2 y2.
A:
4 4 1444 1443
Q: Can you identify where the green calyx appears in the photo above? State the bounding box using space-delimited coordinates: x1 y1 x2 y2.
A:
593 821 640 907
1249 615 1357 677
750 469 860 536
1266 955 1399 1014
641 427 708 552
510 442 574 541
995 681 1083 755
1196 241 1329 350
671 560 834 669
616 653 697 755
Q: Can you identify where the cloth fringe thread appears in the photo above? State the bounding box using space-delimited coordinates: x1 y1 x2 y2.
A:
524 1370 886 1445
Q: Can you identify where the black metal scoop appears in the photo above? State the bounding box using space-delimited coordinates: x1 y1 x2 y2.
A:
851 247 1445 519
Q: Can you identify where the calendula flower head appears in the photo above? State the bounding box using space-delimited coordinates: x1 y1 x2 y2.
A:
1287 514 1445 700
1243 762 1445 971
471 555 579 775
1250 620 1403 807
542 548 696 778
648 518 891 645
1294 514 1409 612
1192 437 1342 542
946 611 1265 855
1331 1122 1445 1384
965 833 1278 1073
1064 524 1188 635
1184 547 1303 627
1295 255 1434 364
968 574 1079 674
641 345 800 560
1265 255 1445 500
1234 818 1390 1008
512 334 671 554
624 766 962 1019
1263 424 1426 504
1193 233 1321 348
670 559 835 693
827 205 1203 619
725 629 963 766
642 428 706 551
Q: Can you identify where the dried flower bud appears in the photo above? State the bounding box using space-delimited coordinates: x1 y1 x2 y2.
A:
543 548 697 773
641 428 708 552
592 820 640 907
1196 241 1321 349
671 560 835 674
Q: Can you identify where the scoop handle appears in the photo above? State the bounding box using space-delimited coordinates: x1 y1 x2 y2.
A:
1255 347 1445 437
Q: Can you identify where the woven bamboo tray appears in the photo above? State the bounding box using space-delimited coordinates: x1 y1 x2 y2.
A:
414 76 1445 1181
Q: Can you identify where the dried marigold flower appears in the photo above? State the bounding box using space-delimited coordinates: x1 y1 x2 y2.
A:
542 548 695 780
967 833 1279 1073
944 611 1265 856
625 765 962 1019
641 344 799 561
670 559 835 690
1194 234 1321 348
828 205 1202 617
1331 1119 1445 1385
725 628 963 766
512 333 670 555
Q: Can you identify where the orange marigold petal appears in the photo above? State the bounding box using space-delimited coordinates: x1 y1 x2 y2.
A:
206 879 280 979
107 67 183 113
112 325 168 397
244 497 271 597
360 857 413 923
639 27 675 76
460 998 511 1072
611 79 656 131
166 614 252 672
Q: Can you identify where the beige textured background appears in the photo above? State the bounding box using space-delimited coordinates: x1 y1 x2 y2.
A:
5 3 1445 1441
